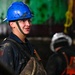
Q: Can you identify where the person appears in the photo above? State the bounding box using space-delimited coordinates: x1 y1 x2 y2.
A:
46 32 75 75
0 1 41 75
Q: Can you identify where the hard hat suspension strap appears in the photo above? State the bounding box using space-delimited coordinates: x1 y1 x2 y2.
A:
16 21 25 35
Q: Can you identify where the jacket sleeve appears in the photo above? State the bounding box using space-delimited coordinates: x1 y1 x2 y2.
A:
0 42 14 70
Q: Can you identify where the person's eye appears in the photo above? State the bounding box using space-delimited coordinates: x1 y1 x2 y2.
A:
28 19 32 22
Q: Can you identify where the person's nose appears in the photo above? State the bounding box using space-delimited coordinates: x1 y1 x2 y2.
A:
25 20 31 26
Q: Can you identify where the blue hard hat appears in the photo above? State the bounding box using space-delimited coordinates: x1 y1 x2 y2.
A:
4 1 33 21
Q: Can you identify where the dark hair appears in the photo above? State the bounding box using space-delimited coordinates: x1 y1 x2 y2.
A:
54 38 69 49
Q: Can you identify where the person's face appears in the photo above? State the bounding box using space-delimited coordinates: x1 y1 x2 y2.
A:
10 18 32 37
17 19 32 35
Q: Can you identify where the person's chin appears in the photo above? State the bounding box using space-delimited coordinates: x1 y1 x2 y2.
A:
25 32 30 35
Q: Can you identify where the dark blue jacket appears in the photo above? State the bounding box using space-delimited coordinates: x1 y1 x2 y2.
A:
46 46 75 75
0 32 34 75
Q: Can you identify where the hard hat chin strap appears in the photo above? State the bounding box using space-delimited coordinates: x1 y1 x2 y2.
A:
16 21 25 35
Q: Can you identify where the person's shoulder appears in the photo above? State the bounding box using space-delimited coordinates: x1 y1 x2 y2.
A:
48 52 63 61
0 38 14 51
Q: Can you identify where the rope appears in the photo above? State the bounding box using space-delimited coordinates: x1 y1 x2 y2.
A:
64 0 73 33
61 52 69 75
